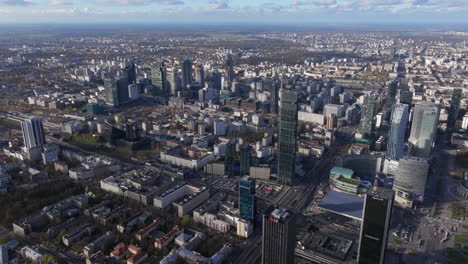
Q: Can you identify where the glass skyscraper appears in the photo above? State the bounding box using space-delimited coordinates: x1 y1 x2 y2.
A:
277 89 298 185
151 63 167 96
239 177 256 222
386 104 409 160
181 59 193 88
359 96 377 139
262 206 296 264
409 101 440 158
240 144 252 176
358 187 394 264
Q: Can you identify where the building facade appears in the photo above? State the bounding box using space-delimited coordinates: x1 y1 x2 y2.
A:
277 89 298 185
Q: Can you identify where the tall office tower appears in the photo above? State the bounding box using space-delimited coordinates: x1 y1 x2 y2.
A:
225 53 234 82
181 59 193 88
0 245 8 264
409 102 440 158
167 69 181 96
386 104 409 160
270 82 279 114
262 206 296 264
448 88 462 131
124 61 137 84
277 89 298 185
358 187 395 264
239 177 256 222
194 64 205 87
240 144 252 176
359 96 377 139
393 157 430 208
387 80 398 103
117 76 130 104
212 71 222 90
399 90 413 106
224 138 237 177
104 77 119 107
21 117 46 149
151 63 167 96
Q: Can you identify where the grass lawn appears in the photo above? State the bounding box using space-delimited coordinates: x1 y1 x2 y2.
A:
445 248 468 264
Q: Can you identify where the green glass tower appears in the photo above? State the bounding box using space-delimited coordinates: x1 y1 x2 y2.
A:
277 89 298 185
224 138 237 177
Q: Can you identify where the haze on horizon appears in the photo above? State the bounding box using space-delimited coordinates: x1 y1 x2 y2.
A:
0 0 467 25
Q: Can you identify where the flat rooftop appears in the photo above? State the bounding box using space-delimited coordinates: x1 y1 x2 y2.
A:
317 190 364 220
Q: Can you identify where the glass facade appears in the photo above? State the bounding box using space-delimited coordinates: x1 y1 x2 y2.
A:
277 89 298 185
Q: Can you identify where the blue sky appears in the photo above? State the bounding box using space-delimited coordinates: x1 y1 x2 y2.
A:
0 0 467 24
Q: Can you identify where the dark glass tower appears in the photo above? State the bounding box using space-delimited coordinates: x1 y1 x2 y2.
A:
195 64 205 87
224 138 236 177
240 144 252 176
124 62 136 84
262 206 296 264
358 187 395 264
448 88 462 131
239 177 256 222
225 53 234 82
151 62 167 96
386 104 409 160
269 80 279 114
277 89 298 185
104 77 119 107
181 59 193 88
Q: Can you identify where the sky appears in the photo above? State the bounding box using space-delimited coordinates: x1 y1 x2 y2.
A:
0 0 467 24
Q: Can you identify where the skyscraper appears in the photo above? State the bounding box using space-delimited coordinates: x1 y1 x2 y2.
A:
277 89 298 185
21 117 45 149
181 59 193 88
194 64 205 87
104 77 119 107
399 90 413 106
240 144 252 176
409 102 440 158
448 88 462 131
124 61 136 84
167 69 181 96
0 245 8 264
224 138 236 177
262 206 296 264
358 187 394 264
359 96 377 139
239 177 256 222
117 75 130 104
386 104 409 160
151 63 167 96
225 53 234 82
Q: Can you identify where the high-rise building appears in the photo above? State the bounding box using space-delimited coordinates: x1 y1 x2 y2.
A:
277 89 298 185
399 90 413 106
359 96 377 139
240 144 252 176
239 177 256 222
167 69 181 96
262 206 296 264
124 62 137 84
104 77 119 107
151 63 167 96
393 157 430 208
21 117 46 149
117 76 130 104
181 59 193 88
387 104 409 160
448 88 462 131
224 138 236 177
358 187 394 264
387 80 398 103
195 64 205 87
0 245 8 264
212 71 222 90
225 53 234 82
409 102 440 158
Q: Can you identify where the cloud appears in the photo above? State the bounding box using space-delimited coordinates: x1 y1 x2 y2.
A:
209 0 228 10
290 0 337 7
0 0 33 5
49 0 73 5
91 0 183 5
32 7 99 15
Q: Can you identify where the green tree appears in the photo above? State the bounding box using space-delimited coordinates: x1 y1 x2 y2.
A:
181 215 191 227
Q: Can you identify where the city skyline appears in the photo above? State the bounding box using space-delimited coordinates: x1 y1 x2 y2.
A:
0 0 468 24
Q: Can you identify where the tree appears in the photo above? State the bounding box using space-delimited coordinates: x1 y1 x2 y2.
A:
181 215 191 227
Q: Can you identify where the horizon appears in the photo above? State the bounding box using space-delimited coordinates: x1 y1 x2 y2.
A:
0 0 467 25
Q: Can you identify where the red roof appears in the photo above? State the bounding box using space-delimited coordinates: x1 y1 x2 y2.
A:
111 242 128 257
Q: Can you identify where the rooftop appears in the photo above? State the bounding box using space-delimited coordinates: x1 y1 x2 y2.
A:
318 190 364 220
